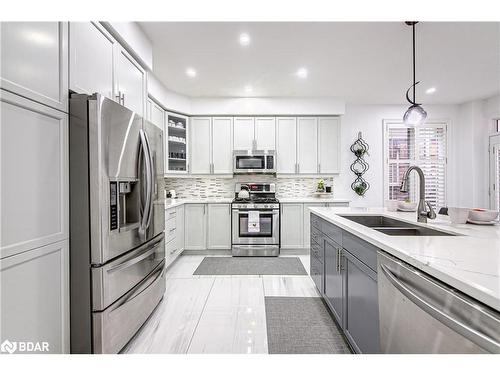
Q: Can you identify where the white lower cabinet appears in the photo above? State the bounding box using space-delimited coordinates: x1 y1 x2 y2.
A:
207 204 231 249
165 205 185 266
0 240 70 353
184 204 207 250
280 203 304 249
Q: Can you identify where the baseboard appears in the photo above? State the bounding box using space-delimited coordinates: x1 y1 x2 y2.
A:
279 248 309 255
182 249 232 256
181 248 309 256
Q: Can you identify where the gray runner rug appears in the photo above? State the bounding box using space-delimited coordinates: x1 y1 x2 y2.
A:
265 297 351 354
193 257 307 275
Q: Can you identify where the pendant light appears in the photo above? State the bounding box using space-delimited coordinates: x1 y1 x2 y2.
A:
403 21 427 126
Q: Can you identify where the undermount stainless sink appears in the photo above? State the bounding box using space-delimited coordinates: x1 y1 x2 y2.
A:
338 215 457 236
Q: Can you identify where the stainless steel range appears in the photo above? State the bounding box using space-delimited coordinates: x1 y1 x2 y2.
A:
231 182 280 256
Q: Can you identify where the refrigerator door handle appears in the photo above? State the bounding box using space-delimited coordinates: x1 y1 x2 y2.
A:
143 130 155 231
138 129 152 236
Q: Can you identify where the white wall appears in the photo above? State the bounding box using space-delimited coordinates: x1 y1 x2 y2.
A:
190 97 345 115
334 103 459 208
147 72 345 116
450 94 499 209
147 73 192 114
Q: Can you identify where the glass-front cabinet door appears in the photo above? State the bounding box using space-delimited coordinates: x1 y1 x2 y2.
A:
165 112 188 174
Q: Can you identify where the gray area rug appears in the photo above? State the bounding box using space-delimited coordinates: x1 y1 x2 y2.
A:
265 297 351 354
193 257 307 275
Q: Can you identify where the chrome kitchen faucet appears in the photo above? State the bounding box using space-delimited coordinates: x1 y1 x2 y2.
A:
400 166 437 223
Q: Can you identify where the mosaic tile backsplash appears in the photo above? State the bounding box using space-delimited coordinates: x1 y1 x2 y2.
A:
164 176 335 199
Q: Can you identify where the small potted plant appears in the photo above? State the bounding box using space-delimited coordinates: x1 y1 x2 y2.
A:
317 179 325 192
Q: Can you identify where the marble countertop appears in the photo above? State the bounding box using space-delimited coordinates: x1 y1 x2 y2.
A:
279 197 350 203
308 206 500 311
165 197 350 209
165 198 233 209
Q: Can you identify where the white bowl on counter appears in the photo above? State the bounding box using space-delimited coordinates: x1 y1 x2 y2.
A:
468 209 499 222
397 201 417 212
448 207 470 224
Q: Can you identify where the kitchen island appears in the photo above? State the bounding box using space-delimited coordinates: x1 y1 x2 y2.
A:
308 206 500 354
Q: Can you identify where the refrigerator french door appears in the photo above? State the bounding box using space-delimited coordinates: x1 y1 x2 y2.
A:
69 93 165 353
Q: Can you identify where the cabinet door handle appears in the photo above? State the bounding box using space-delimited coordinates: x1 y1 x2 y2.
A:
121 93 125 105
115 91 121 104
297 163 300 173
319 163 321 173
336 248 342 273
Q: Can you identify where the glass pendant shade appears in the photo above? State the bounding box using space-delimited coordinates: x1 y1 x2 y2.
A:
403 104 427 126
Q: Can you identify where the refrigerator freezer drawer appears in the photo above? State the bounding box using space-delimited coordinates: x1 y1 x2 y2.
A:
92 234 165 311
92 260 166 354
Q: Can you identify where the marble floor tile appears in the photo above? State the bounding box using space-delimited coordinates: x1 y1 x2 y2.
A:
166 255 205 279
187 305 268 354
263 276 320 297
204 277 265 308
123 277 215 354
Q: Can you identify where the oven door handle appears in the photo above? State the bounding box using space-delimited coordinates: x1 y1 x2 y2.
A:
232 209 280 213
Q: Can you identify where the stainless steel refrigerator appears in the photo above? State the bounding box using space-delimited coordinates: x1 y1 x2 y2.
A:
69 93 165 353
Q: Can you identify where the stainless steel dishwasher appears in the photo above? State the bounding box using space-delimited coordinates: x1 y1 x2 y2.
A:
377 251 500 353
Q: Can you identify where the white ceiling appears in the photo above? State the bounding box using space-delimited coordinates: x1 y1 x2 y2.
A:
139 22 500 104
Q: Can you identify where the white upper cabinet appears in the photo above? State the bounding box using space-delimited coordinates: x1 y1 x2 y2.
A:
115 46 146 117
190 117 212 174
69 22 115 100
1 91 68 259
1 22 68 112
276 117 297 174
297 117 318 174
233 117 255 150
318 117 341 174
255 117 276 150
147 98 164 129
212 117 233 174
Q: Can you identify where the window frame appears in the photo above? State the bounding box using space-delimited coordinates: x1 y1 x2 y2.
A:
383 119 449 208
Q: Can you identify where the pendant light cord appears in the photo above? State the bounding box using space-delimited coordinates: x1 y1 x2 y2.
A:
412 23 416 103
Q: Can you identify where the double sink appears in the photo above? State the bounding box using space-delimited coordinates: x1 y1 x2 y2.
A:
339 215 457 236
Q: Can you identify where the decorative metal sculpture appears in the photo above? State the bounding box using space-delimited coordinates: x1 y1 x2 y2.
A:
350 132 370 196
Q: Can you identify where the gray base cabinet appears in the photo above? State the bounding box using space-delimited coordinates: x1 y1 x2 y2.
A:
310 213 380 353
324 236 343 327
343 250 380 353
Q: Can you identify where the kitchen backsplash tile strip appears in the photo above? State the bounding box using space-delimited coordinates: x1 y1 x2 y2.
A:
164 176 334 199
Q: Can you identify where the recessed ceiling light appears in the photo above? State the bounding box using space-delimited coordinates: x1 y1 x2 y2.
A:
244 85 253 93
425 87 436 94
185 68 197 78
239 33 251 46
296 67 308 79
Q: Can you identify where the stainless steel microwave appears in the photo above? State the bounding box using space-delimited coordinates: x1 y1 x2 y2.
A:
233 150 276 174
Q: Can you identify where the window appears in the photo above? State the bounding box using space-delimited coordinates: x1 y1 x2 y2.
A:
384 121 447 209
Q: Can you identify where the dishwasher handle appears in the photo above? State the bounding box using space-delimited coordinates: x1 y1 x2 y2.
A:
380 263 500 353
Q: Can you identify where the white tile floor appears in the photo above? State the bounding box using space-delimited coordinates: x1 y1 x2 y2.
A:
122 253 317 354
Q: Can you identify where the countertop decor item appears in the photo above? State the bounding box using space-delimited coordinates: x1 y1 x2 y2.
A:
317 179 325 192
350 132 370 196
403 21 427 126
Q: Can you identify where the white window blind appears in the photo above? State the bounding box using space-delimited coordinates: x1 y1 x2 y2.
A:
385 122 447 209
